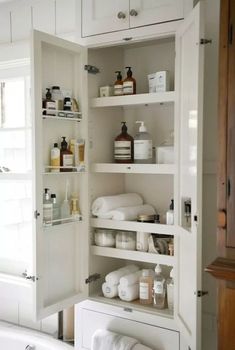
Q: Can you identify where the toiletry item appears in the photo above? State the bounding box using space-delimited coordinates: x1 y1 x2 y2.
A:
153 264 166 309
156 146 174 164
136 232 151 252
167 268 174 311
60 180 70 222
114 71 123 96
51 86 63 110
102 282 119 298
114 122 134 163
134 121 153 163
71 98 79 113
105 265 139 285
99 86 113 97
71 196 81 220
50 143 60 173
155 71 170 92
51 193 60 224
75 139 85 171
137 214 157 223
139 269 154 305
94 229 116 247
64 96 72 111
60 137 73 172
168 239 174 256
123 67 136 95
166 199 174 225
115 231 136 250
43 88 56 115
43 188 53 226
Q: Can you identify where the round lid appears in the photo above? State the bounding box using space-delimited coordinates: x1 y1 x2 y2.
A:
51 193 56 198
137 214 155 222
155 264 162 274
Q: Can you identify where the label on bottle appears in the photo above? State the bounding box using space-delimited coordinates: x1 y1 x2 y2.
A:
43 203 53 225
114 141 132 160
139 282 149 300
123 81 134 94
114 84 123 96
154 280 164 294
134 140 153 160
51 150 60 172
63 154 73 167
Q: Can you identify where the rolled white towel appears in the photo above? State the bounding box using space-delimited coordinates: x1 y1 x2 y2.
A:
133 344 153 350
119 270 142 287
98 204 156 221
118 283 139 302
105 265 139 285
91 193 143 216
102 282 118 298
91 329 139 350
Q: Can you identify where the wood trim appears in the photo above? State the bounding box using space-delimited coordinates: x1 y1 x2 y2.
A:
206 257 235 282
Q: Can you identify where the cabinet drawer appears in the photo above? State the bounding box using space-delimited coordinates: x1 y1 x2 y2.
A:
78 308 179 350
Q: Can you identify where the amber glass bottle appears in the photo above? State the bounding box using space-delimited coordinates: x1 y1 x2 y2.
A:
114 122 134 163
123 67 136 95
60 137 73 172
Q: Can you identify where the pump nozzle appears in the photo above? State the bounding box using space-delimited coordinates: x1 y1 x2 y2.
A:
136 121 147 132
125 66 133 77
115 71 122 80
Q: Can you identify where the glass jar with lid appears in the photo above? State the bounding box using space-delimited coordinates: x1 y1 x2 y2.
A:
116 231 136 250
94 229 116 247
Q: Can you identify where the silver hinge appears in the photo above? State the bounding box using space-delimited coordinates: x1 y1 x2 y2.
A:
22 270 37 282
34 210 40 219
85 273 101 284
196 290 209 297
84 65 100 74
200 38 212 45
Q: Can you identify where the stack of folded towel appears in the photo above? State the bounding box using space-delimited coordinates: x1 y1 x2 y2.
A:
91 329 153 350
102 265 139 299
92 193 156 221
118 270 142 302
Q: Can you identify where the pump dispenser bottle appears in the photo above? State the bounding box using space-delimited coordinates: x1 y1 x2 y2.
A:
114 122 134 163
134 121 153 163
43 188 53 226
153 264 166 309
123 67 136 95
60 137 73 172
114 71 123 96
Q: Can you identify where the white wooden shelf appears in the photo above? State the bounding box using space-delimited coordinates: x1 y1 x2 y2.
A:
91 163 175 174
91 246 175 266
43 215 82 228
91 218 178 235
91 92 175 108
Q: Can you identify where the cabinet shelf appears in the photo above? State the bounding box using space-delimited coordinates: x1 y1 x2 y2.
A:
43 165 85 174
91 163 175 174
91 92 175 108
91 218 178 236
42 109 82 121
43 215 82 228
91 246 175 266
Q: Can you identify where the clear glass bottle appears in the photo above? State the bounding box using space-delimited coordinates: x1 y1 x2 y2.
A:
51 193 60 224
139 269 153 305
153 264 166 309
43 188 53 226
166 268 174 311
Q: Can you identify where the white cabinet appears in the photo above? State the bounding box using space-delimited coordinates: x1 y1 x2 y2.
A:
55 0 76 35
81 0 184 37
0 8 11 44
32 0 56 34
11 4 32 42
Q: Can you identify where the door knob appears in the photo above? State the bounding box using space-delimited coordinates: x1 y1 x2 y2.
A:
130 9 138 16
117 11 126 19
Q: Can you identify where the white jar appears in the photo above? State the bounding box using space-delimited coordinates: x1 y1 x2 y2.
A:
94 229 115 247
116 231 136 250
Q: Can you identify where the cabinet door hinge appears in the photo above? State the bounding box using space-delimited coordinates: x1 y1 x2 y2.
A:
22 270 38 282
229 23 233 45
84 65 100 74
196 290 208 297
85 273 101 284
34 210 40 219
200 38 212 45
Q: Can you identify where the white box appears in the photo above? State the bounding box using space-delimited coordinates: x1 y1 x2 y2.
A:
156 146 174 164
148 71 170 93
99 86 113 97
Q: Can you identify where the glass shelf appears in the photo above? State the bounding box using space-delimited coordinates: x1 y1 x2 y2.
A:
43 215 82 228
42 108 82 121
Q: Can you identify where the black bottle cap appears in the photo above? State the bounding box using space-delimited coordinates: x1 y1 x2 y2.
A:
121 121 127 133
44 188 49 194
54 143 58 148
46 88 51 100
115 71 122 80
52 86 60 90
170 199 174 210
51 193 56 199
125 66 132 77
61 136 68 149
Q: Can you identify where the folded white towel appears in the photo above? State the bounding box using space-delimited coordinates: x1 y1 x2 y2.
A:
105 265 139 285
119 270 142 287
98 204 156 221
91 329 139 350
102 282 119 298
92 193 143 216
133 344 153 350
118 283 139 302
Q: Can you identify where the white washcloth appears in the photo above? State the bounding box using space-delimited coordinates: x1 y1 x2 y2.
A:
105 265 139 285
102 282 119 298
133 344 153 350
91 329 139 350
98 204 156 221
92 193 143 216
118 283 139 302
119 270 142 287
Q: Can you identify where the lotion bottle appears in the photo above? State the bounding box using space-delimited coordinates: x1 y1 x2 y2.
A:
50 143 60 173
123 67 136 95
134 121 153 163
114 71 123 96
153 264 166 309
114 122 134 163
139 269 153 305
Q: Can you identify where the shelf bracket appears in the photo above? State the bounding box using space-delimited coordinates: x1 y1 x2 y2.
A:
84 65 100 74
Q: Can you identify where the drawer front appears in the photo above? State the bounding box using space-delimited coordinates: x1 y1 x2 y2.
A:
79 308 179 350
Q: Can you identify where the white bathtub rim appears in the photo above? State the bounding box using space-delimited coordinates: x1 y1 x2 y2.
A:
0 320 73 349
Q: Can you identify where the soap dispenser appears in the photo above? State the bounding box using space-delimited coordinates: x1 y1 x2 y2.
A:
60 137 73 172
134 121 153 163
114 122 134 163
123 67 136 95
114 71 123 96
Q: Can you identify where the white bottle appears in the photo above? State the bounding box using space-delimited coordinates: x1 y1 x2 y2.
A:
153 264 166 309
50 143 60 173
166 199 174 225
134 121 152 163
51 193 60 224
167 268 174 311
43 188 53 226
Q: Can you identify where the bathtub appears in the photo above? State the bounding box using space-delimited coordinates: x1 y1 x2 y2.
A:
0 321 73 350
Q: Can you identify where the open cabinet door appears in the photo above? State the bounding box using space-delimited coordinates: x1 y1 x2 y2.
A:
31 30 89 320
175 3 204 350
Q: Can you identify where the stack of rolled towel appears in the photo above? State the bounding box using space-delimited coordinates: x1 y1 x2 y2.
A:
102 264 143 302
92 193 156 221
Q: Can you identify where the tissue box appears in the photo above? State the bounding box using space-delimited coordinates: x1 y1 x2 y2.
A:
156 146 174 164
148 71 170 93
99 86 113 97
